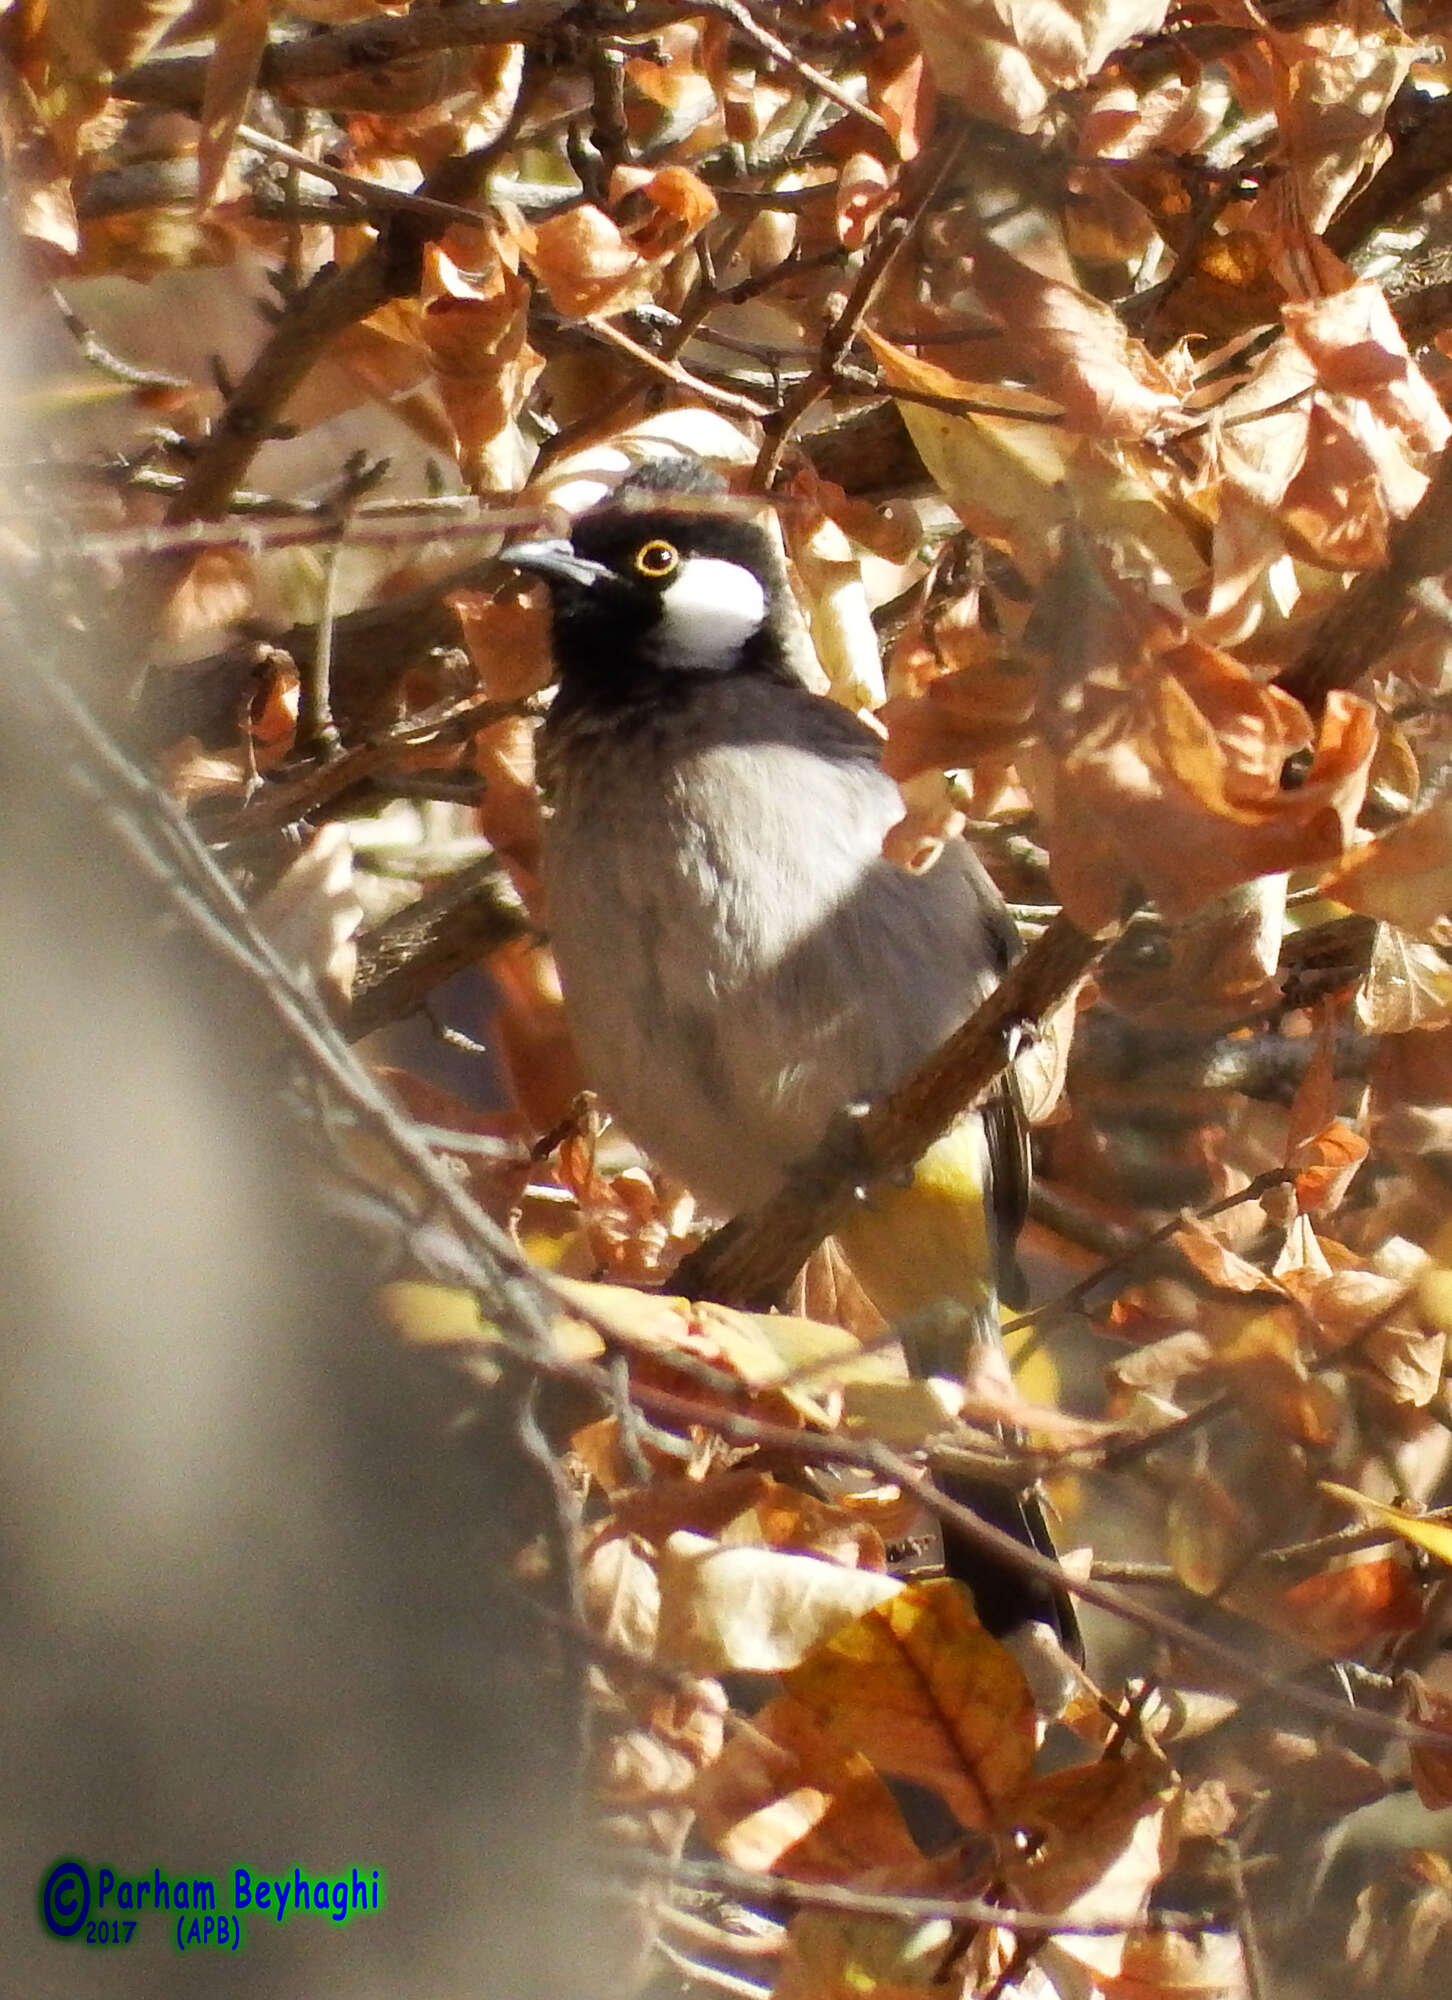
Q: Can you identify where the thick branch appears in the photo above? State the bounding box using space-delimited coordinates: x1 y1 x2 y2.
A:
673 913 1109 1309
165 253 398 523
1327 86 1452 260
348 858 529 1042
167 111 528 523
1275 436 1452 710
118 2 613 108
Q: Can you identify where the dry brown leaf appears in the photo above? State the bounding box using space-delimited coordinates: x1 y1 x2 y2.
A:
1204 1296 1343 1449
1250 1553 1423 1656
422 258 543 493
611 1470 888 1569
1168 1469 1253 1596
1256 16 1417 236
865 30 935 160
692 1692 923 1878
1289 1120 1370 1215
901 0 1171 132
656 1531 902 1675
158 547 256 643
865 329 1206 591
1326 801 1452 940
1007 1744 1176 1931
195 0 271 211
1102 1926 1249 1999
965 234 1182 439
1357 926 1452 1035
446 582 554 702
1403 1674 1452 1811
250 822 361 1003
1024 543 1376 929
520 204 651 319
582 1530 660 1661
781 1578 1037 1833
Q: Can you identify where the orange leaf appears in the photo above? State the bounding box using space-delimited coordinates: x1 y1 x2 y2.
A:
782 1578 1037 1833
692 1692 922 1879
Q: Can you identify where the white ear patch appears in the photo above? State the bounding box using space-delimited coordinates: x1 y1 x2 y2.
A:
655 557 767 668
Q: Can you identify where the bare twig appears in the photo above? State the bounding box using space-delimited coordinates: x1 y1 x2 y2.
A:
697 0 885 133
1005 1167 1297 1354
609 1853 1228 1940
581 317 775 420
198 692 526 841
755 123 974 484
167 84 533 522
238 123 491 232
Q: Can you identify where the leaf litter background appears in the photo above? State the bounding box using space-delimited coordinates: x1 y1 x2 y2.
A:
9 1 1452 1994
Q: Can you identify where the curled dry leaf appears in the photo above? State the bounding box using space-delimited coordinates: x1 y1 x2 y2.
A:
1168 1469 1254 1597
864 328 1206 591
422 259 544 494
194 0 270 212
610 1469 888 1569
1326 798 1452 941
517 166 716 319
1255 17 1417 236
1289 1119 1370 1216
963 235 1184 441
1006 1746 1177 1982
518 203 655 320
583 1529 660 1662
1357 926 1452 1036
1102 1925 1249 2000
1403 1674 1452 1811
1024 541 1376 930
1246 1552 1424 1657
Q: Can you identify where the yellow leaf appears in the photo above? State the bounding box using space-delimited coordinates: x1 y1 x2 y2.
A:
1319 1482 1452 1567
783 1578 1036 1832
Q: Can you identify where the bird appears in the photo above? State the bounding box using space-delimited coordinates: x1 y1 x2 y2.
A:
503 455 1079 1655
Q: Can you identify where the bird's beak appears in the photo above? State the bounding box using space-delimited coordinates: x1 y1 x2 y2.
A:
500 538 613 590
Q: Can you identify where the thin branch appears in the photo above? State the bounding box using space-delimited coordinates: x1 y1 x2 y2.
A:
567 1375 1452 1754
610 1853 1225 1940
697 0 885 133
581 316 775 419
163 251 401 523
755 123 974 484
167 89 533 522
197 693 526 841
238 123 491 232
1004 1167 1297 1353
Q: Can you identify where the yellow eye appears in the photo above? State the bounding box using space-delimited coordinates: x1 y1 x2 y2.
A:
633 538 680 579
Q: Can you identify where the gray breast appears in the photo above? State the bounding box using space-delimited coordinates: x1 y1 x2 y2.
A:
540 681 1006 1213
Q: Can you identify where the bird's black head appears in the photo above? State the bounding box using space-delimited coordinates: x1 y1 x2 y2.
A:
502 457 792 711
